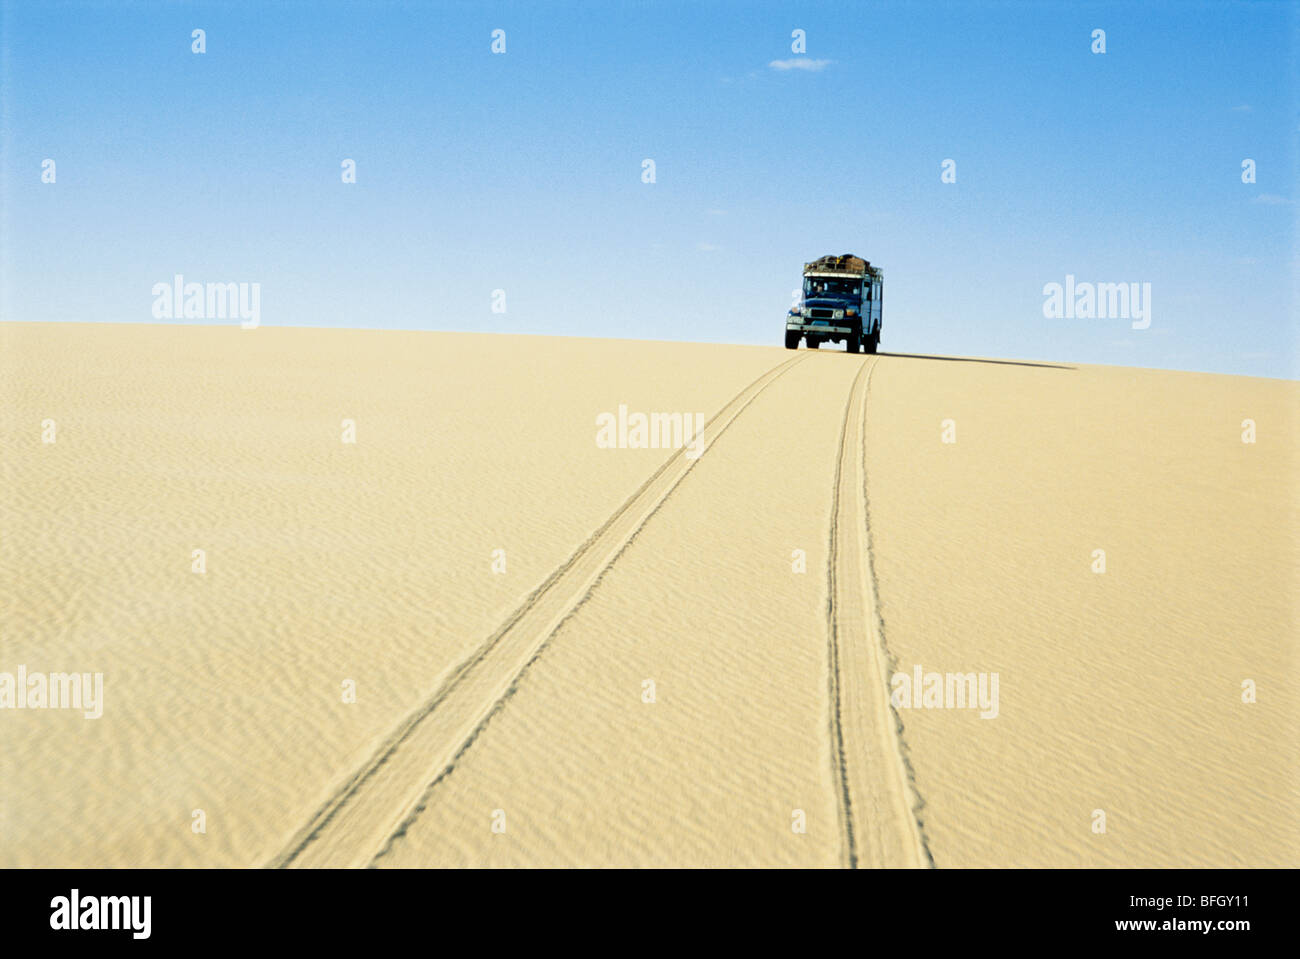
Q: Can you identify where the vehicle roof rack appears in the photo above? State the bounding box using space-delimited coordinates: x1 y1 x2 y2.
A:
804 254 870 274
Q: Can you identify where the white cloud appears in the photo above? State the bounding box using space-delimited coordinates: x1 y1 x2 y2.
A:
696 242 722 252
768 58 833 72
1252 193 1291 205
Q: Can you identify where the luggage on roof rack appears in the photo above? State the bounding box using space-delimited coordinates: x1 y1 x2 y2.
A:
803 254 870 274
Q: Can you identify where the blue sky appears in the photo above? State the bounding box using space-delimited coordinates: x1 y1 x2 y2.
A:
3 0 1296 377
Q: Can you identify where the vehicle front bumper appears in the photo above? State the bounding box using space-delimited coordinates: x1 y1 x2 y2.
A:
787 320 853 335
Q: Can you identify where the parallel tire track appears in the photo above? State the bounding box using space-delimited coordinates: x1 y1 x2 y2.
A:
826 356 933 868
270 354 807 868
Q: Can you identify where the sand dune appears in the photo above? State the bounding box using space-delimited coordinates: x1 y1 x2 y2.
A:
1 323 1294 867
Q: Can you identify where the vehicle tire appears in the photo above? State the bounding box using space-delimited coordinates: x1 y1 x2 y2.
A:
865 329 879 354
848 331 862 353
808 338 819 349
785 330 800 350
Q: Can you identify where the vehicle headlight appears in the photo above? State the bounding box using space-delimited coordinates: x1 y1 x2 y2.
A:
801 307 810 317
833 310 844 319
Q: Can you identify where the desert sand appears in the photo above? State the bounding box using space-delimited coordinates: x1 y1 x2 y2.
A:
1 322 1295 867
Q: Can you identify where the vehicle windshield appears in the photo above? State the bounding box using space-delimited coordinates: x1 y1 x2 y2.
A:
804 277 861 298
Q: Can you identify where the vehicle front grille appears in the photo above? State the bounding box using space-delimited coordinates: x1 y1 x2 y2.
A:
809 308 835 320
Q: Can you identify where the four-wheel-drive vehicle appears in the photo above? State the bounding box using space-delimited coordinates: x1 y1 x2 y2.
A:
785 254 883 353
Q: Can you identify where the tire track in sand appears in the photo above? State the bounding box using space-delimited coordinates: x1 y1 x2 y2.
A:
270 354 808 868
826 356 934 868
